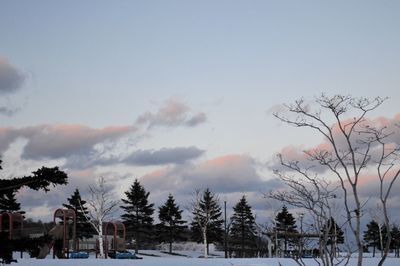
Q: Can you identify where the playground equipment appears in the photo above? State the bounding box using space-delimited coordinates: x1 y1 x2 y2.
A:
52 208 76 258
99 221 125 258
0 212 53 261
0 212 24 240
94 221 140 259
105 221 126 254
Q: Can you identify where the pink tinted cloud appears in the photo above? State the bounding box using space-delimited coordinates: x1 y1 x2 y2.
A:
272 113 400 173
0 124 137 160
201 154 246 168
141 154 275 195
136 98 207 128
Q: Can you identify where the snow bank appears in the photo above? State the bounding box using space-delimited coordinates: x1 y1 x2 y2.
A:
9 257 400 266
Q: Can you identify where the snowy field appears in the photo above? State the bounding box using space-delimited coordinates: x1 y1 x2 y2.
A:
10 250 400 266
9 257 400 266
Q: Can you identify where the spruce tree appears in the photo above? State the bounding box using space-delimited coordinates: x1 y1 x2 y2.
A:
391 225 400 258
378 225 388 252
229 195 257 258
321 217 344 256
191 188 224 255
363 220 380 257
274 205 297 255
62 188 93 240
121 179 154 253
156 194 187 254
0 191 22 213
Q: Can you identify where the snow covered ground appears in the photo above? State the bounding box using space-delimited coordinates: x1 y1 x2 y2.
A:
9 257 400 266
10 250 400 266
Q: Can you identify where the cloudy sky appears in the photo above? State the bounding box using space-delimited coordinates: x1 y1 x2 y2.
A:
1 1 400 225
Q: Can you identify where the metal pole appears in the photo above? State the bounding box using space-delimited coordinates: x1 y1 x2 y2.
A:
224 200 227 258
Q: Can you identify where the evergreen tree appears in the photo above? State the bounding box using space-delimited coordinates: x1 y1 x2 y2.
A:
0 191 22 213
274 206 297 254
121 179 154 253
0 158 68 263
363 220 380 257
321 217 344 256
156 194 187 254
378 224 388 252
62 188 93 239
391 225 400 258
229 195 257 258
191 188 224 255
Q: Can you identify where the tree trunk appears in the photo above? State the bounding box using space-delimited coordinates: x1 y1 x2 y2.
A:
135 232 139 254
98 222 105 259
378 203 392 266
202 228 208 258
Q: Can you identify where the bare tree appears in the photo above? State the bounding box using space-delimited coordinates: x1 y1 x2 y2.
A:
79 176 119 258
188 189 223 258
190 189 210 258
374 129 400 265
268 159 348 266
273 94 400 266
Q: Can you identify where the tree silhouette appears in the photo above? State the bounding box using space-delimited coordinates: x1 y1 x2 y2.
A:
0 158 68 263
321 217 344 256
391 225 400 258
229 195 256 257
62 188 93 240
363 220 380 257
156 194 187 254
274 206 297 255
0 162 68 197
273 95 400 266
121 179 154 253
190 188 224 256
0 191 22 214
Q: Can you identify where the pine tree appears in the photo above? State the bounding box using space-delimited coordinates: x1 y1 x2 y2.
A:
378 225 388 252
363 220 380 257
0 158 68 263
0 191 22 213
156 194 187 254
229 195 257 258
62 188 93 240
274 206 297 255
321 217 344 256
121 179 154 253
190 188 224 255
391 225 400 258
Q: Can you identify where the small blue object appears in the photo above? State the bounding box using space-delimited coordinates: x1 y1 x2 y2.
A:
109 251 143 259
69 251 89 259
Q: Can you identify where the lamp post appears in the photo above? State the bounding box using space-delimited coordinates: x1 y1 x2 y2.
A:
224 200 228 258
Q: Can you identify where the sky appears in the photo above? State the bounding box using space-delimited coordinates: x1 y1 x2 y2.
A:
1 1 400 227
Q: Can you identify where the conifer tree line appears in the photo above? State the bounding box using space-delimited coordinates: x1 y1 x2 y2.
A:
5 174 400 259
4 173 400 259
57 179 269 257
58 177 400 259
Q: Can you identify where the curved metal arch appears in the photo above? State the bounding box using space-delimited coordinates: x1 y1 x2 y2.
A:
0 212 24 239
53 208 77 257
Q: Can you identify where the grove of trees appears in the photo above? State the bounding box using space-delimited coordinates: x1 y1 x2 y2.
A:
1 95 400 264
